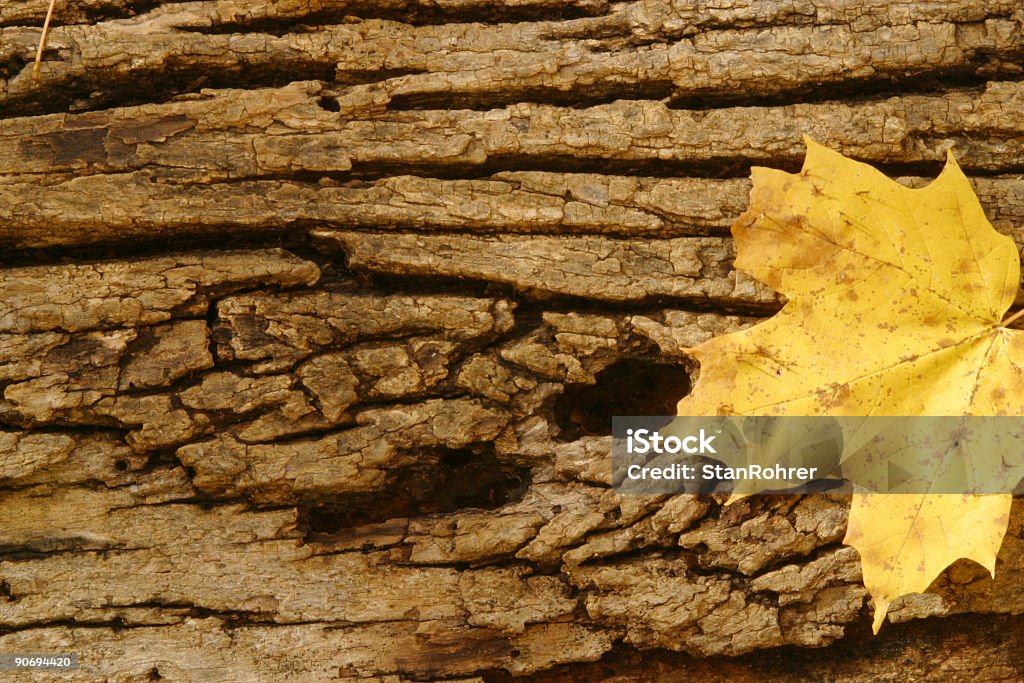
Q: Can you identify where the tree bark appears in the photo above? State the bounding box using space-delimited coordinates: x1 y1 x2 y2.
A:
1 0 1023 680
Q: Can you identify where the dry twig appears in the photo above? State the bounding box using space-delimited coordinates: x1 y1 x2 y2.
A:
32 0 59 81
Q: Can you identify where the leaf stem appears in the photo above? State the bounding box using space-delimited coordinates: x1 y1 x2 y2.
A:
1001 308 1024 328
31 0 58 82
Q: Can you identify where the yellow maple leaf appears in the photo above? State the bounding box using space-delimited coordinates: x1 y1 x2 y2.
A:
677 137 1023 632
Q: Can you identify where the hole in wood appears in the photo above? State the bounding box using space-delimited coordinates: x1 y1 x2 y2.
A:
299 445 531 540
553 358 691 440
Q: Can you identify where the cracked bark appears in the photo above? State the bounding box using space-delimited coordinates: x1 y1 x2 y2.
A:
1 0 1023 681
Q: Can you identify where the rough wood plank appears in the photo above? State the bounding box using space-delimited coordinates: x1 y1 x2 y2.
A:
3 172 1022 250
3 0 1020 115
315 231 778 305
4 81 1024 186
0 172 745 246
2 0 1022 679
326 19 1021 110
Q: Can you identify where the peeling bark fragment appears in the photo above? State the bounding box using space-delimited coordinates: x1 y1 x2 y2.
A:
461 571 577 633
752 547 864 606
409 511 547 564
501 339 593 384
0 331 68 381
350 337 457 399
177 398 509 502
401 482 630 566
317 231 778 305
0 328 135 423
118 319 213 390
215 289 515 372
286 336 461 425
176 370 332 443
0 249 319 333
574 557 787 655
550 436 614 486
232 391 327 443
777 585 868 647
456 354 538 404
500 326 627 385
561 494 710 566
94 393 198 451
296 353 360 421
0 431 75 481
630 310 759 358
178 371 296 414
0 430 151 489
676 497 848 576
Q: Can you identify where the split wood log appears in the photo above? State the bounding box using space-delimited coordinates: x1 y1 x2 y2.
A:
1 0 1023 680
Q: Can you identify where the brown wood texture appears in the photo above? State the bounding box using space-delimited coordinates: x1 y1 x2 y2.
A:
1 1 1024 680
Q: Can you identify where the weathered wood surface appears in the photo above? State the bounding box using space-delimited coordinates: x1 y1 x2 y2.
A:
1 0 1023 680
